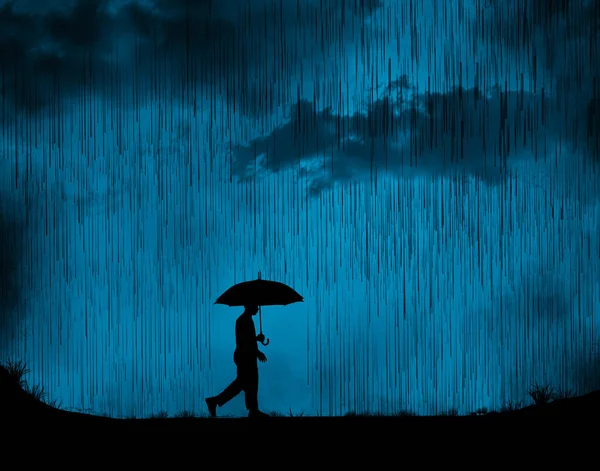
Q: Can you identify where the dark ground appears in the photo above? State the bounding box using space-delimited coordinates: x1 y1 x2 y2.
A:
2 364 599 431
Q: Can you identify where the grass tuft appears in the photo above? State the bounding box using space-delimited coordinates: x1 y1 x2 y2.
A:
1 359 589 420
26 383 47 402
344 409 417 417
527 383 555 405
499 399 523 412
440 408 459 416
552 388 576 401
4 359 29 387
2 359 62 409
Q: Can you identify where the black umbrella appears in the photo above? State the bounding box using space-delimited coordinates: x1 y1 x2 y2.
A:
214 272 303 346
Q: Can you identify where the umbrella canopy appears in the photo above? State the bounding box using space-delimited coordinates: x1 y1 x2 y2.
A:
214 279 304 307
214 272 303 346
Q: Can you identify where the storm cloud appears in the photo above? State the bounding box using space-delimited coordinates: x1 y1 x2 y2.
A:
225 0 599 192
3 0 595 189
231 76 595 193
0 0 383 119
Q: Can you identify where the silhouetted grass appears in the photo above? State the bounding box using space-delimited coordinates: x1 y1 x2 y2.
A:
3 358 598 423
344 410 417 417
174 410 202 418
270 408 304 417
4 359 28 387
2 359 61 408
150 411 215 419
552 388 576 400
65 406 109 417
440 408 459 416
395 410 417 417
500 399 523 412
527 383 555 405
27 383 47 402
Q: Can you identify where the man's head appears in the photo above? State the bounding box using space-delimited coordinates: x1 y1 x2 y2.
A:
244 305 259 315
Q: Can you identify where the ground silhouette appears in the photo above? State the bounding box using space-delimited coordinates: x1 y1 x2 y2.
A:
2 362 599 431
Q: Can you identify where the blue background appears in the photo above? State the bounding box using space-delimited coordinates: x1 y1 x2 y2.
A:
0 0 599 417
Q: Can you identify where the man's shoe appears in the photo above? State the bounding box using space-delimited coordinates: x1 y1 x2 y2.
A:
205 397 218 418
248 409 270 418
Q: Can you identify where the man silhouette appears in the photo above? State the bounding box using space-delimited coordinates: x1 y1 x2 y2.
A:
205 305 270 418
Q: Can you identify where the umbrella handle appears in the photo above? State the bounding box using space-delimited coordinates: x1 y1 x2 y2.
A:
258 305 269 346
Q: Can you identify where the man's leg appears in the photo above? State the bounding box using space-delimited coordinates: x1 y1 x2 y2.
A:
241 367 259 411
241 366 268 417
206 378 242 417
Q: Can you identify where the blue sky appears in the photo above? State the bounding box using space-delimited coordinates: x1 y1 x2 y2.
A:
0 0 599 417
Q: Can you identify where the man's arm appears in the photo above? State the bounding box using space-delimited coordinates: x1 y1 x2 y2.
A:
257 349 267 362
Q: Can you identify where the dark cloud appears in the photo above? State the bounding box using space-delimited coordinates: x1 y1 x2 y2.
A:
480 0 599 116
227 0 600 191
0 0 383 121
0 0 117 117
480 0 598 55
45 1 111 48
230 76 578 192
1 0 597 189
518 0 599 162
